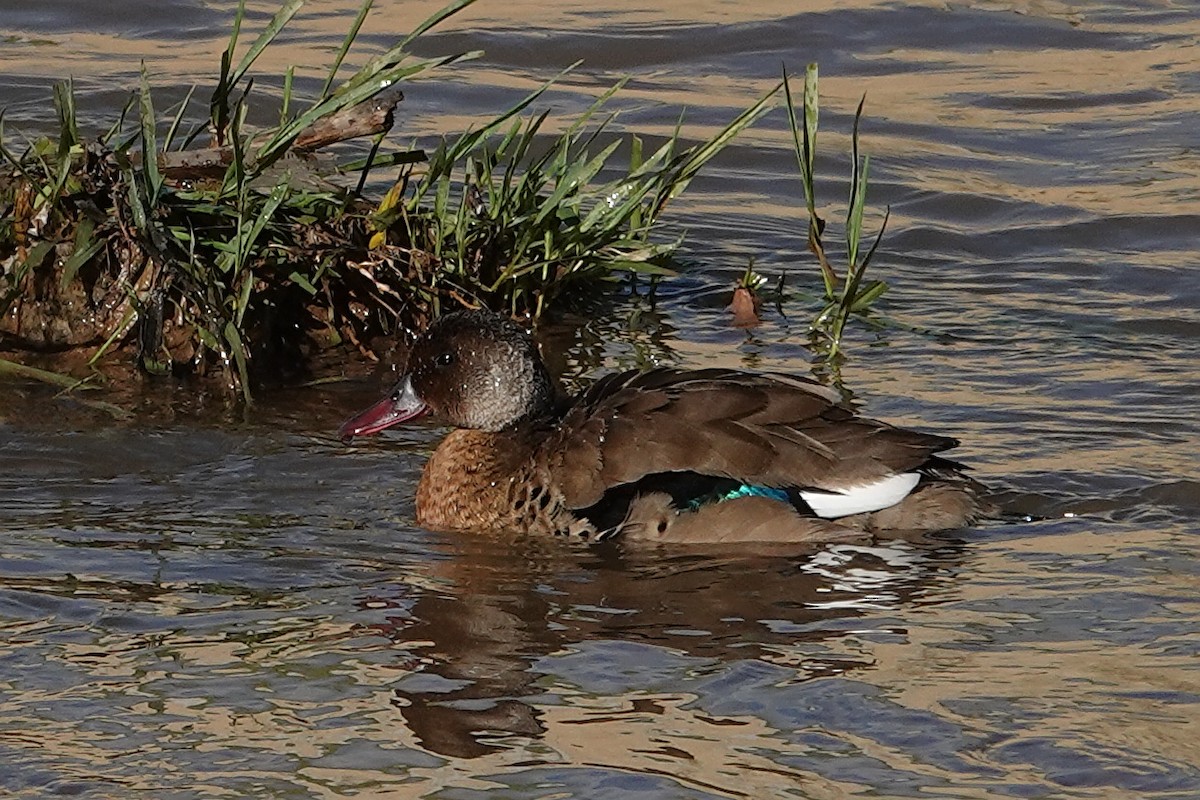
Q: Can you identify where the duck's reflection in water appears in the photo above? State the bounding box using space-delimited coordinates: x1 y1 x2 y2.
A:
359 532 966 759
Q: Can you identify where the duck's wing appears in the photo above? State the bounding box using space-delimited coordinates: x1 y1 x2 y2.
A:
541 367 958 511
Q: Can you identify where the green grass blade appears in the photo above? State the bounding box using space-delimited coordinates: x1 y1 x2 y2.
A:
0 115 30 177
224 0 245 69
321 0 372 99
236 177 290 280
803 64 819 180
405 67 570 206
281 65 295 123
233 263 255 328
138 63 163 205
88 307 137 366
565 76 630 137
339 148 426 172
534 139 622 225
860 206 890 271
845 94 867 271
399 0 478 52
846 155 867 274
784 65 814 218
338 0 481 99
288 271 318 294
52 79 79 159
100 92 136 146
60 218 104 289
163 84 197 152
0 357 91 390
255 51 482 171
654 80 780 213
210 0 244 142
222 320 253 404
228 0 304 89
785 62 836 297
850 278 887 312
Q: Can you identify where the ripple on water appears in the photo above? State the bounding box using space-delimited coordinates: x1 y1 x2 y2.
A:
3 0 1200 797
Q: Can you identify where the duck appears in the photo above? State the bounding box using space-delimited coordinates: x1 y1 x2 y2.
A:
338 309 988 543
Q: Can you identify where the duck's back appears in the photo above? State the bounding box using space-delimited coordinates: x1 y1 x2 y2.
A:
540 367 958 519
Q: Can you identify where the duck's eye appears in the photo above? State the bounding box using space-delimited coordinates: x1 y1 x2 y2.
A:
435 352 455 368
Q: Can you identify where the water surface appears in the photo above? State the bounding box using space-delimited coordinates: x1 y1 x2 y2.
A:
2 0 1198 797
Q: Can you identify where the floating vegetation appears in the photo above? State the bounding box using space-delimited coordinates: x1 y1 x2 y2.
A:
1 0 895 409
0 0 776 401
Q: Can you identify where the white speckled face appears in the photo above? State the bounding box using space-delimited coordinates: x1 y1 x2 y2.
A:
405 310 555 432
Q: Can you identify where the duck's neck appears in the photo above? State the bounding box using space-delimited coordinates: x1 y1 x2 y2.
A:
414 429 526 532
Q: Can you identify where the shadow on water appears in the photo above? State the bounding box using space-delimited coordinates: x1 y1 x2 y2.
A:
368 530 968 760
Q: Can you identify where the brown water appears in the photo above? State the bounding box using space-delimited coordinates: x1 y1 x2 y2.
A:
3 1 1199 797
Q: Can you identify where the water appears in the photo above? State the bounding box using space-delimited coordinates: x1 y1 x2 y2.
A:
2 0 1199 797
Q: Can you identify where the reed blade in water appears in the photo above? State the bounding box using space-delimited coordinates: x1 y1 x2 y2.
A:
784 63 890 368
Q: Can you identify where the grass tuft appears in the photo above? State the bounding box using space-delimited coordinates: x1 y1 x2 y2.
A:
0 0 780 402
785 63 889 367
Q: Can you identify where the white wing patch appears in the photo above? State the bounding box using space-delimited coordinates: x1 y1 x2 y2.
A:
799 472 920 518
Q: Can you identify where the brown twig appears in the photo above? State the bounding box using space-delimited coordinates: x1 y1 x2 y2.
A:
157 89 405 183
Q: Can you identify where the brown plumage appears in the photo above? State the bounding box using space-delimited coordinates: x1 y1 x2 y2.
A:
339 309 989 543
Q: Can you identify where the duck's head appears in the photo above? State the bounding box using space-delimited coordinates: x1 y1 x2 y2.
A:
338 309 555 440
